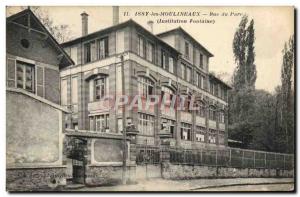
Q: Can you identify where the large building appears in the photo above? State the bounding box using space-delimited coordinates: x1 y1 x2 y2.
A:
60 11 231 150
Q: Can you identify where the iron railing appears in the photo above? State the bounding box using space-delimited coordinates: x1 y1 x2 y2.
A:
136 145 294 170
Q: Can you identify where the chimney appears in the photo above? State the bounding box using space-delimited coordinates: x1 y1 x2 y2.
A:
147 20 154 33
112 6 119 25
81 12 89 36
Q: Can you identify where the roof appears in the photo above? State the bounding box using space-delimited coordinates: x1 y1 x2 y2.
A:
156 27 214 57
61 19 180 56
209 73 232 89
7 8 74 68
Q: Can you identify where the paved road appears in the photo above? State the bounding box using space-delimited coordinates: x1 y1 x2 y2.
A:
196 183 294 191
69 178 294 192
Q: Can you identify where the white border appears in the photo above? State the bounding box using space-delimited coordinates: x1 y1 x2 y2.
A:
1 1 298 196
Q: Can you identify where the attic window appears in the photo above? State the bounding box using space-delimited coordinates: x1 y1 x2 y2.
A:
20 39 30 49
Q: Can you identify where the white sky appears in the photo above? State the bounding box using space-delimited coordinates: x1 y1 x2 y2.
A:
7 6 294 92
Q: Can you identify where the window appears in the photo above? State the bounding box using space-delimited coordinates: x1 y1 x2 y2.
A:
210 81 214 94
61 79 68 105
218 131 225 145
186 67 191 82
219 111 225 123
161 50 166 69
214 84 219 97
208 129 217 144
146 42 154 62
70 46 78 65
195 126 205 142
16 61 35 93
138 36 145 57
200 54 204 68
84 42 91 63
95 78 106 100
209 105 217 121
97 37 109 59
184 41 189 59
169 57 174 73
196 101 206 117
89 114 109 132
181 63 186 79
161 118 175 138
138 113 154 135
161 86 174 105
138 76 154 99
181 123 191 141
71 76 78 104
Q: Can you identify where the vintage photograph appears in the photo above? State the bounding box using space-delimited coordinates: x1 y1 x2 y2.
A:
6 6 295 192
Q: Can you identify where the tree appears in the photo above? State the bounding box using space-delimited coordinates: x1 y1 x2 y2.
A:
280 36 294 153
229 15 257 148
232 15 256 90
23 6 72 43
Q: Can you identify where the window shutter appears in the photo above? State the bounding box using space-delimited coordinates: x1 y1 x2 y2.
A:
91 42 97 61
77 45 82 65
89 80 94 102
7 58 16 88
36 65 44 97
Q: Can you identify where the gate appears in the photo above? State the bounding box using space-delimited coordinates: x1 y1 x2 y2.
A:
136 145 161 180
66 137 87 184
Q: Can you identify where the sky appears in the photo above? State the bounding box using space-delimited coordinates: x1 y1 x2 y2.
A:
7 6 294 92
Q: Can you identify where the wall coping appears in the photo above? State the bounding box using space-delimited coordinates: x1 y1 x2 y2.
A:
64 129 130 140
6 165 67 170
6 87 69 113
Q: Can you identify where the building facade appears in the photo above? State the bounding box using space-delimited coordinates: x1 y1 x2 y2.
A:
6 9 73 190
61 15 231 150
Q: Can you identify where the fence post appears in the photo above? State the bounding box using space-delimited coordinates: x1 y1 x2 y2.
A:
229 149 232 167
283 155 285 170
242 150 244 168
253 151 255 168
265 152 267 168
200 149 203 165
216 149 218 166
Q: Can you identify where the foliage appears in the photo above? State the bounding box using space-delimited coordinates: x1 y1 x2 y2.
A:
229 16 294 154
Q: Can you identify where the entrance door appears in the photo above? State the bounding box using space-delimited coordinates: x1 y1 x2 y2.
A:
70 138 87 184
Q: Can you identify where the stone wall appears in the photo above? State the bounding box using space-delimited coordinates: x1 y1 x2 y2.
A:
6 167 67 191
161 163 294 180
85 165 136 186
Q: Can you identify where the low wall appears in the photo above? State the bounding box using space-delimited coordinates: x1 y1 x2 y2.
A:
136 164 161 180
85 165 136 186
6 167 67 191
162 163 294 179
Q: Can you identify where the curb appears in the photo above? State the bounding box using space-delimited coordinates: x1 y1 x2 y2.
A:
189 181 295 191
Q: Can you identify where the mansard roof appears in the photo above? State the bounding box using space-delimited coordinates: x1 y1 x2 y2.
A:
156 27 214 57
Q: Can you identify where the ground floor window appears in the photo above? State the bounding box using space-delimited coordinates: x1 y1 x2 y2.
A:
195 126 206 142
89 114 109 132
161 118 175 138
208 129 217 144
138 113 154 136
181 123 191 141
218 131 225 145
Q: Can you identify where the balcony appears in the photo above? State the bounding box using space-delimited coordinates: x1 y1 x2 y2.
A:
195 115 206 126
219 123 225 131
88 100 110 113
180 111 192 123
208 120 217 129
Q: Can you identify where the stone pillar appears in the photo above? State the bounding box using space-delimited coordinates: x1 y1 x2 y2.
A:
160 137 171 179
204 99 210 145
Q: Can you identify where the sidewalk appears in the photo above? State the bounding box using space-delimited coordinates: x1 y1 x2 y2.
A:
69 178 294 191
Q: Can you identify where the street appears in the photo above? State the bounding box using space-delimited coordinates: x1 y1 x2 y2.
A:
195 183 294 191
